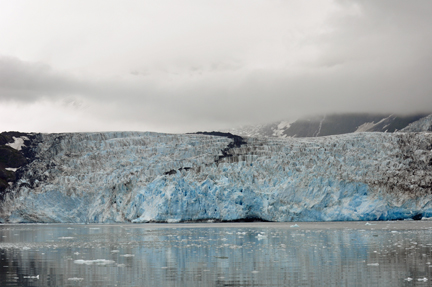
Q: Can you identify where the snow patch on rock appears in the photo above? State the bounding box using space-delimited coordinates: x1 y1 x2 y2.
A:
355 115 393 133
5 136 28 151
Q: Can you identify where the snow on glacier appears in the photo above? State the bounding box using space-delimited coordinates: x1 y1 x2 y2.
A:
1 131 432 223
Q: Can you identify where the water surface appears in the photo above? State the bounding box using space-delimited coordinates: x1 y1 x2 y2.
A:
1 221 432 286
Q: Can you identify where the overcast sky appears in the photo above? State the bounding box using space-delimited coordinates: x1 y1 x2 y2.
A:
1 0 432 133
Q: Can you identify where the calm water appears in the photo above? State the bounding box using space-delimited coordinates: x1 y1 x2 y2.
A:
1 221 432 286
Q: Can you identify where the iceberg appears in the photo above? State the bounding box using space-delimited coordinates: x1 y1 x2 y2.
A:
0 130 431 223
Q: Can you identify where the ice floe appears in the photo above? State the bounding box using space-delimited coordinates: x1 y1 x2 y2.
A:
73 259 115 265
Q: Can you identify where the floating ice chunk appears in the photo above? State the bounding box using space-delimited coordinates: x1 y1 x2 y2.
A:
405 277 413 281
74 252 80 255
290 224 299 228
74 259 115 265
365 222 375 226
22 247 31 250
228 244 242 249
68 277 84 281
5 167 18 172
111 250 120 253
367 263 379 266
73 260 90 265
167 218 181 223
120 254 134 257
418 277 428 282
59 237 74 240
251 270 259 274
23 275 39 279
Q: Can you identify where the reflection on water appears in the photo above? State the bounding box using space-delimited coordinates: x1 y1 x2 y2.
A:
1 221 432 286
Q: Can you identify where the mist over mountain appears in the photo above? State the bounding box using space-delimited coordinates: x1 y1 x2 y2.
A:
223 113 430 138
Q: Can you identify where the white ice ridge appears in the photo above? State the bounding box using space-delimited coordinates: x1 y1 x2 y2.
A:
5 136 28 151
0 131 432 223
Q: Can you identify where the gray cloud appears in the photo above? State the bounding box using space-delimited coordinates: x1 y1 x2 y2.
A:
0 56 86 101
0 1 431 133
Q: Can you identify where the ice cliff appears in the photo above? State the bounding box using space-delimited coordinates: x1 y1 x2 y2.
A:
0 130 431 223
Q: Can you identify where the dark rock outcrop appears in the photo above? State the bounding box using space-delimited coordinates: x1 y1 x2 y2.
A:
0 132 41 198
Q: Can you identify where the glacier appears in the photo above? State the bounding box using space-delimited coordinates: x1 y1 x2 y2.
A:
0 130 432 223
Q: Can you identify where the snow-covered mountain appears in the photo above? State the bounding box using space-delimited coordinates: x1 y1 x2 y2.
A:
401 114 432 132
1 124 432 223
225 113 429 138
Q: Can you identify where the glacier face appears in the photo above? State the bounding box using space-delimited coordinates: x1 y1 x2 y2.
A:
0 131 432 223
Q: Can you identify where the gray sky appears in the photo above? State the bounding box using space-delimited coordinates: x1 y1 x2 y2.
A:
1 0 432 133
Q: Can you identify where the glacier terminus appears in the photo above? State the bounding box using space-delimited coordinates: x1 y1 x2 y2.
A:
0 127 432 223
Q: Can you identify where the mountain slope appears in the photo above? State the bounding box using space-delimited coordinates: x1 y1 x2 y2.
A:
226 113 429 138
401 114 432 132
